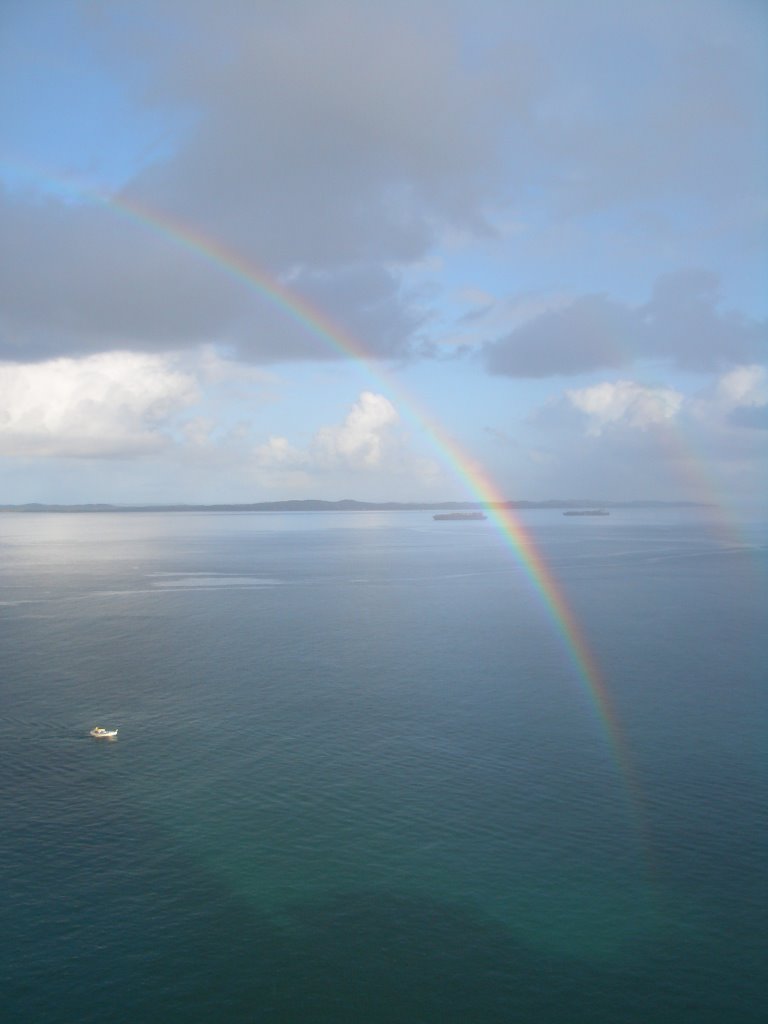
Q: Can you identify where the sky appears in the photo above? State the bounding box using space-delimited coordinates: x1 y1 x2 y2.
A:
0 0 766 506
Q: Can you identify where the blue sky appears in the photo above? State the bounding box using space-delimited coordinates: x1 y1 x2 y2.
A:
1 0 766 506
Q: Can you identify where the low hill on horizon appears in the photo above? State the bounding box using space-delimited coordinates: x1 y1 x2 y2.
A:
0 498 708 513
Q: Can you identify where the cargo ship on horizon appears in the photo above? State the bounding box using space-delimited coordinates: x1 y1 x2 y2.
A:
433 511 487 521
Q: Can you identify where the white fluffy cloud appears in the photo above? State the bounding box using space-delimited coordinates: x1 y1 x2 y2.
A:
697 364 768 432
0 352 198 457
254 435 308 469
0 362 441 495
313 391 399 469
565 380 684 435
249 391 440 491
714 365 768 410
504 365 766 504
539 365 768 442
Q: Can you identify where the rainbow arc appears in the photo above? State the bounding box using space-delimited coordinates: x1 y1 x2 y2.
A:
6 165 649 851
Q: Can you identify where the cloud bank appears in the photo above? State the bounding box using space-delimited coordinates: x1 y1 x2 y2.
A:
484 272 766 378
0 352 197 457
2 0 764 370
0 0 764 504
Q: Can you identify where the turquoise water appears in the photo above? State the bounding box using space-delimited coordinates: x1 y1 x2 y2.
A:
1 509 765 1022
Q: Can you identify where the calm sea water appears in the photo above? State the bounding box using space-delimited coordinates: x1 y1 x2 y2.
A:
1 508 765 1023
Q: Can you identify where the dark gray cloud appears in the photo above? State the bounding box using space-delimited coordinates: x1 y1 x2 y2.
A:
0 189 422 362
277 266 427 360
3 1 498 363
639 271 765 371
117 0 502 268
101 0 767 258
484 296 633 377
2 0 765 368
216 264 425 364
484 271 766 378
0 190 246 360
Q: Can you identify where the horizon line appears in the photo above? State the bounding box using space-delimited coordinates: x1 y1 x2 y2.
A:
0 497 711 511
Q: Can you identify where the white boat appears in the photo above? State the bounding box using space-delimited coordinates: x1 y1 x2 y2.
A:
90 726 118 738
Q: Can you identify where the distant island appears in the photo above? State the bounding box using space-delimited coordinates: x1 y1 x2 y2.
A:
0 499 708 513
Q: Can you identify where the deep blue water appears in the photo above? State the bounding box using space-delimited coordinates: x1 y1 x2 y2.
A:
1 508 765 1023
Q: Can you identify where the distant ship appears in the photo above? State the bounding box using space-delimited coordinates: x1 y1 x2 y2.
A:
433 511 487 521
563 509 609 516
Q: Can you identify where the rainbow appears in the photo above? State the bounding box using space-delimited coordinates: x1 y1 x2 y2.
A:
7 165 647 840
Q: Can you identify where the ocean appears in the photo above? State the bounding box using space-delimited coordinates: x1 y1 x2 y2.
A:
1 508 765 1023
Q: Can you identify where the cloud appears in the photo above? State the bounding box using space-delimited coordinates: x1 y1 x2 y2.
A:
639 271 766 371
0 352 438 488
713 364 768 410
4 0 496 368
484 295 633 377
565 380 684 435
251 393 402 473
706 365 768 431
484 271 766 378
499 0 768 222
0 0 765 508
542 365 768 440
117 1 501 263
2 1 765 371
513 364 767 504
0 190 246 360
108 0 765 243
0 352 197 457
254 435 308 469
312 391 399 469
274 265 427 362
249 390 441 490
0 188 426 364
